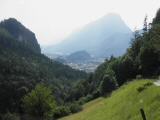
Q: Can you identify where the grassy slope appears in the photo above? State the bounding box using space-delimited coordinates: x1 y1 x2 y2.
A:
60 79 160 120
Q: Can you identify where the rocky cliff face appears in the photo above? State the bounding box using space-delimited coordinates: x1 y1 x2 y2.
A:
0 18 41 53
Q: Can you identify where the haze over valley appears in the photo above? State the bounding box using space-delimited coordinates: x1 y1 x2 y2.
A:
43 13 133 72
0 0 160 120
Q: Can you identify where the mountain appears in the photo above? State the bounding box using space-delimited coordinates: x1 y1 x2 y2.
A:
53 51 105 73
0 18 87 113
54 51 101 73
66 50 92 63
99 33 132 57
0 18 41 53
44 13 132 57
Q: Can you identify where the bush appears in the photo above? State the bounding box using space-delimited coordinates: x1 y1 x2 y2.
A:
144 82 153 87
92 90 100 99
69 102 82 113
137 86 145 92
85 94 94 102
78 94 95 105
137 82 153 92
78 91 100 105
53 106 71 119
53 102 82 119
78 97 86 105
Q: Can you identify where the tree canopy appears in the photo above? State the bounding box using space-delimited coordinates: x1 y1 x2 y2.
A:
22 84 56 120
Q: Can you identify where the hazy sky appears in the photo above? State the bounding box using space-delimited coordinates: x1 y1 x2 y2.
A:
0 0 160 46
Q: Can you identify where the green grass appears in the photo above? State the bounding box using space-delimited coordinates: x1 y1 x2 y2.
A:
60 79 160 120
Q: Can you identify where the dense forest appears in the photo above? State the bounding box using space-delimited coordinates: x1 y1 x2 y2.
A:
0 8 159 120
0 18 88 120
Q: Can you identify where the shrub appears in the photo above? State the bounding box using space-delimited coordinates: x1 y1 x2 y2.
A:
53 102 82 119
143 82 153 87
92 90 100 99
53 106 71 119
137 86 145 92
137 82 153 92
78 97 86 105
78 94 95 105
85 94 94 102
69 102 82 113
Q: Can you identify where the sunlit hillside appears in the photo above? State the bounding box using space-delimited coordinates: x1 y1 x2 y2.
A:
61 79 160 120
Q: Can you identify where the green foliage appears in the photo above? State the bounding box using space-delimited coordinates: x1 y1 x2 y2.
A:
100 73 117 96
139 46 158 76
136 81 153 92
22 84 56 119
54 106 71 119
132 18 160 76
69 102 82 113
60 80 160 120
0 24 87 113
53 102 82 119
78 94 96 105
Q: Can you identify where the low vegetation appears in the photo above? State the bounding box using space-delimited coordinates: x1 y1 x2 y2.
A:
60 79 160 120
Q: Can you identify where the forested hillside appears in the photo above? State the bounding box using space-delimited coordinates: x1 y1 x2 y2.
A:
0 18 41 53
0 18 88 119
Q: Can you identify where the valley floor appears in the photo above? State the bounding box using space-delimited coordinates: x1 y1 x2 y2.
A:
60 79 160 120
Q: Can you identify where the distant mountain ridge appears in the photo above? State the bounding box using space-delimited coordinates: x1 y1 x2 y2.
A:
66 50 92 63
54 51 103 72
44 13 132 57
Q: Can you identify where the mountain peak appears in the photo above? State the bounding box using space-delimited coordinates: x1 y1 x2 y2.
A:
104 13 122 19
96 13 131 33
66 50 92 63
104 13 123 22
0 18 41 53
44 14 132 57
3 18 18 22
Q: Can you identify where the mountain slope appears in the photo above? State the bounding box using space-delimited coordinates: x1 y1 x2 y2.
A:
0 18 41 53
44 13 132 57
0 18 87 113
63 50 92 63
60 79 160 120
0 18 87 82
